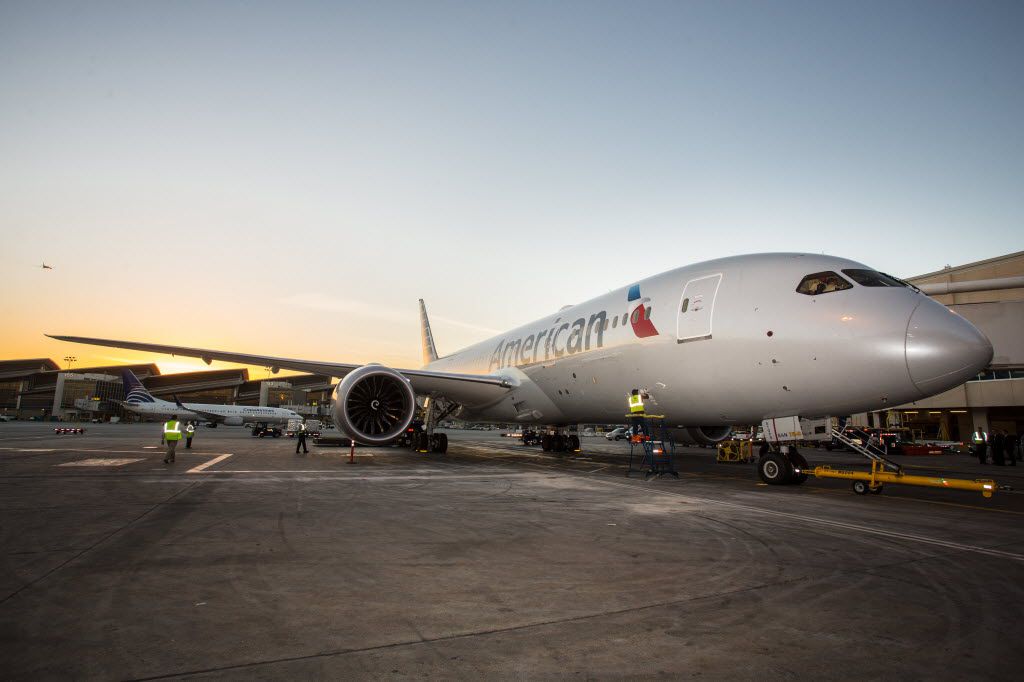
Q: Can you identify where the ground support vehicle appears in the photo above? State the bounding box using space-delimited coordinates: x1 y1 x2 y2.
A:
716 439 754 463
810 459 996 497
761 417 999 497
251 423 282 438
625 415 677 479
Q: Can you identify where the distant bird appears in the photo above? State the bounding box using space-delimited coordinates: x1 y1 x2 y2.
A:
40 262 53 270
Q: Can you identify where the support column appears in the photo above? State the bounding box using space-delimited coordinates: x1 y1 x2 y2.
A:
970 408 990 437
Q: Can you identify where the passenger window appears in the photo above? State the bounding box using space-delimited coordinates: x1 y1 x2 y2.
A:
681 298 689 313
841 269 904 288
645 306 652 319
631 308 641 324
622 313 629 326
603 319 609 331
796 271 853 295
612 316 618 328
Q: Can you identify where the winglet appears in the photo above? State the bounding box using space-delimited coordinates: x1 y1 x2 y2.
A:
419 299 439 367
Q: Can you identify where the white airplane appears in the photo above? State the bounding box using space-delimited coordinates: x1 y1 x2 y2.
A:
50 253 992 482
117 368 300 429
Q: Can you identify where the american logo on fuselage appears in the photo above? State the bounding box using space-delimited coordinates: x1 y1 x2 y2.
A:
487 284 657 371
627 284 659 338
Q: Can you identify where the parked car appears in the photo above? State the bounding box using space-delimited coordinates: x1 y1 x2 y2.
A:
605 427 631 441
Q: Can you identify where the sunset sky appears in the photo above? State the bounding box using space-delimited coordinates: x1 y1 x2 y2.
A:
2 1 1022 375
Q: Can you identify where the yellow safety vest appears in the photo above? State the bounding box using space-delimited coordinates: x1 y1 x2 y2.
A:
164 420 182 441
186 424 195 436
973 432 987 444
628 394 645 414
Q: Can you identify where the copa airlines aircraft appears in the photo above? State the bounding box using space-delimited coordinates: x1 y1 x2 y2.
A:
117 369 300 427
51 253 991 481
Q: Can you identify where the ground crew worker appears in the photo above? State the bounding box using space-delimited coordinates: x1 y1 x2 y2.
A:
295 419 308 455
628 389 646 439
185 421 196 449
628 389 645 416
163 415 182 464
973 427 988 465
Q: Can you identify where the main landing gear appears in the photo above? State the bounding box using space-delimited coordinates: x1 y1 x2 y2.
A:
539 432 580 453
412 431 448 454
411 396 457 454
757 443 809 486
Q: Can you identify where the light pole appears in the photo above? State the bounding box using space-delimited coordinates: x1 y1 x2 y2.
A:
63 356 77 371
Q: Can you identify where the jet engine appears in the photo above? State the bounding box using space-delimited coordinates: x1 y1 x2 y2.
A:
332 365 416 445
674 426 733 446
222 416 244 426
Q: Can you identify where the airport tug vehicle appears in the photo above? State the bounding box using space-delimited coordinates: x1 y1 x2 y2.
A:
755 417 997 498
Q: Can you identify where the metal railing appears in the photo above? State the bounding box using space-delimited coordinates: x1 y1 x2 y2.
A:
830 423 903 474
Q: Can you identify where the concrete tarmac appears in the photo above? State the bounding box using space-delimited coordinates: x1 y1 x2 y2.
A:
1 422 1023 680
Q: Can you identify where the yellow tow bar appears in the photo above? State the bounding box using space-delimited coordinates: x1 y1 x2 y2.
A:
804 459 996 498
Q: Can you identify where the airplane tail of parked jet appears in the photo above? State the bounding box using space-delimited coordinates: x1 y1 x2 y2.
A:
121 369 157 405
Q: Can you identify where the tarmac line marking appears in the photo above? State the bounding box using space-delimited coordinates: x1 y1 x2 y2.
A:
58 458 144 467
187 454 233 474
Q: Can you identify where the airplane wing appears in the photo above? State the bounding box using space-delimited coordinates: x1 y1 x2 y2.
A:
174 394 224 423
46 335 514 408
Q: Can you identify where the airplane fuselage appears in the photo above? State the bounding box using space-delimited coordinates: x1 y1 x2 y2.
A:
425 253 992 427
124 399 297 425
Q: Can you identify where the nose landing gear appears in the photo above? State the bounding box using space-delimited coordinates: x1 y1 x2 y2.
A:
757 443 808 485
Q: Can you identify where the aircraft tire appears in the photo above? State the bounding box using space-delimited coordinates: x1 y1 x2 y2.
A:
541 435 552 452
554 435 567 452
758 453 793 485
431 433 448 454
567 435 580 452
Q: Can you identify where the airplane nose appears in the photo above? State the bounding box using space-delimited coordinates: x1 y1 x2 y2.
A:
905 299 993 396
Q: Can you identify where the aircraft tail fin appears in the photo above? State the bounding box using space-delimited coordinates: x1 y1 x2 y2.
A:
419 299 439 367
121 369 156 404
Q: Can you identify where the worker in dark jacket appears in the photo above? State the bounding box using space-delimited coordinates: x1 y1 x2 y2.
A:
295 419 309 455
992 430 1006 466
1005 431 1018 467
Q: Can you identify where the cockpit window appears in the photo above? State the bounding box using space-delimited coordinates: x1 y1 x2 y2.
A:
796 271 853 296
842 269 905 288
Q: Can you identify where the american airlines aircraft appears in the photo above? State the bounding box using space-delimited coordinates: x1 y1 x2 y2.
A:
50 253 992 483
117 369 300 428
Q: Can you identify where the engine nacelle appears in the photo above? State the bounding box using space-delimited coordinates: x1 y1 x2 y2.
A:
332 365 416 445
674 426 733 446
223 416 244 426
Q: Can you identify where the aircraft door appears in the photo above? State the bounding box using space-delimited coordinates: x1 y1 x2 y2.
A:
677 273 722 343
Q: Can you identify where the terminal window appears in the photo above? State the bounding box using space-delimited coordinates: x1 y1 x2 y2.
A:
796 271 853 296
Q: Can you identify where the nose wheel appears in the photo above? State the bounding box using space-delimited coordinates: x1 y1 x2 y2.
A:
757 444 808 485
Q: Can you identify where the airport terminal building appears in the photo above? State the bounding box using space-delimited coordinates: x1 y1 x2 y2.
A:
0 362 335 423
